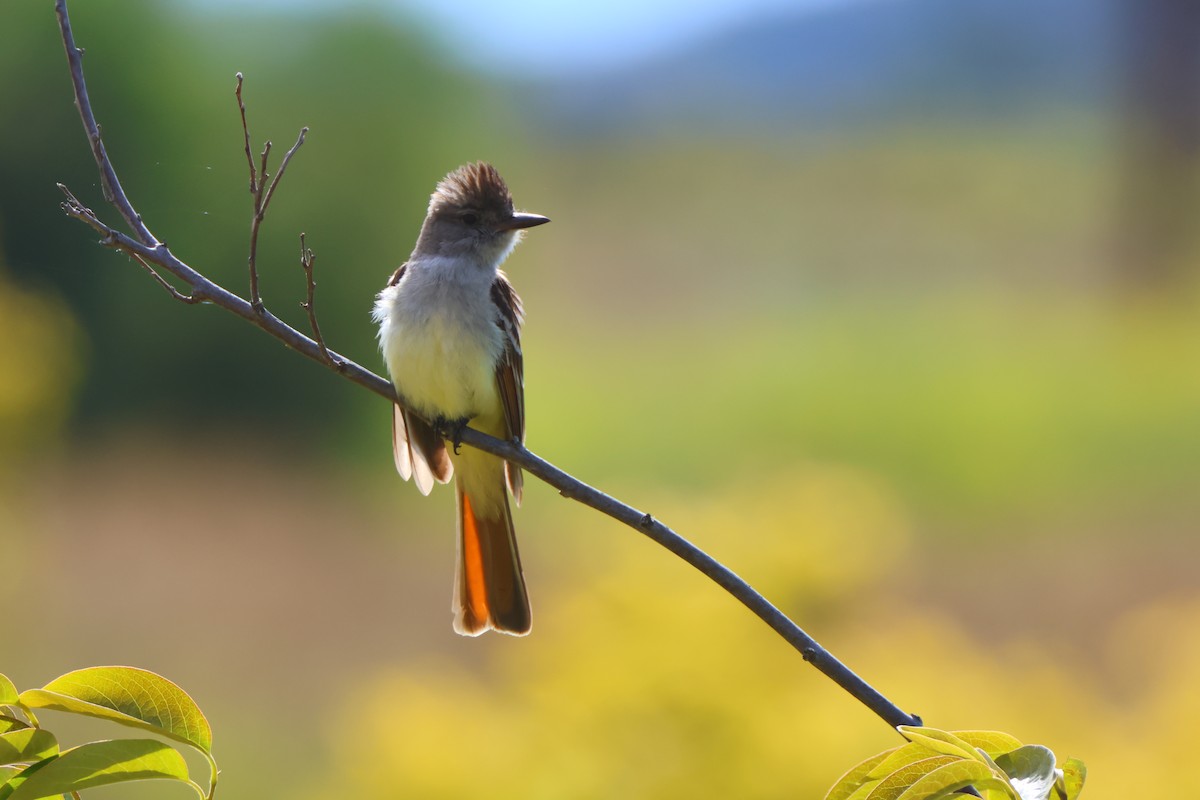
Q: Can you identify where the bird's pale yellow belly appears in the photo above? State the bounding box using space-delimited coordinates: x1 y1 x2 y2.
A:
384 311 501 427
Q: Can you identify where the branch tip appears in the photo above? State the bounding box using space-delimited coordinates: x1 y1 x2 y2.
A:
235 71 256 194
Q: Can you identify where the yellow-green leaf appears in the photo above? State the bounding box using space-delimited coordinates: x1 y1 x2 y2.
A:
0 719 27 736
1057 758 1086 800
0 731 57 767
6 739 200 800
895 759 1016 800
0 756 55 800
868 744 944 780
978 786 1022 800
19 667 211 755
866 755 960 800
953 731 1025 758
899 727 985 763
0 677 15 707
845 781 882 800
826 747 901 800
0 765 21 785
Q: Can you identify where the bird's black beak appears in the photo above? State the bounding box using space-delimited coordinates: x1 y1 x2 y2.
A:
497 212 550 231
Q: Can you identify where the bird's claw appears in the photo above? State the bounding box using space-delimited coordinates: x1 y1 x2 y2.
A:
434 416 470 455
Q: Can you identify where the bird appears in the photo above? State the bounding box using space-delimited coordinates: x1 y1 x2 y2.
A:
372 162 549 636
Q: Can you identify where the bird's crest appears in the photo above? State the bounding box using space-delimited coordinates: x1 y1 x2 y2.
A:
431 162 513 214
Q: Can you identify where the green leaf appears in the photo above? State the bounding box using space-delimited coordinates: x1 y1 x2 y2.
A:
826 747 901 800
0 765 21 785
6 739 200 800
895 759 1018 800
866 755 959 800
953 731 1025 758
0 719 28 736
19 667 212 755
898 727 986 763
995 745 1057 800
0 731 57 767
0 677 16 707
1056 758 1086 800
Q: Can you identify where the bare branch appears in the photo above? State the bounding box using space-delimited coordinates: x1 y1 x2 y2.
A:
58 183 201 304
238 78 308 313
237 71 270 310
257 141 272 197
247 167 267 310
246 151 270 308
52 0 922 736
299 233 337 367
54 0 157 247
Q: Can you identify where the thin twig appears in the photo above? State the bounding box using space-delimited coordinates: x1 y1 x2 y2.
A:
131 254 203 305
52 0 922 736
57 184 189 300
57 182 107 237
239 76 273 312
238 80 307 313
246 134 271 310
299 232 336 366
257 142 271 187
234 73 257 194
262 128 308 216
247 151 268 311
59 184 202 304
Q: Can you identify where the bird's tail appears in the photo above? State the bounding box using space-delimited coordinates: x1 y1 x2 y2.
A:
453 455 531 636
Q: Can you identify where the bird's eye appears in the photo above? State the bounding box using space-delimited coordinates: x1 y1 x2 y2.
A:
461 212 479 225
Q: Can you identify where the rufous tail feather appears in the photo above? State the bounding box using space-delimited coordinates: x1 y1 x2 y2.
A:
453 482 531 636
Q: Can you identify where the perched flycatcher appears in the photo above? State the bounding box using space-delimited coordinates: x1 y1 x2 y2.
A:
373 162 549 636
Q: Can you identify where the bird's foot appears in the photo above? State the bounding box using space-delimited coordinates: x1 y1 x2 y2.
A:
433 416 471 455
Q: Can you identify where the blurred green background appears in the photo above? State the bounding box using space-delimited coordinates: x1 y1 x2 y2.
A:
2 0 1199 797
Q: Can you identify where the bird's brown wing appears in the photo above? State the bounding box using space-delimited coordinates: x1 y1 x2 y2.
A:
491 273 525 504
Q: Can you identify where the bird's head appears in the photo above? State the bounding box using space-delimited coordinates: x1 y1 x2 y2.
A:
416 162 549 264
